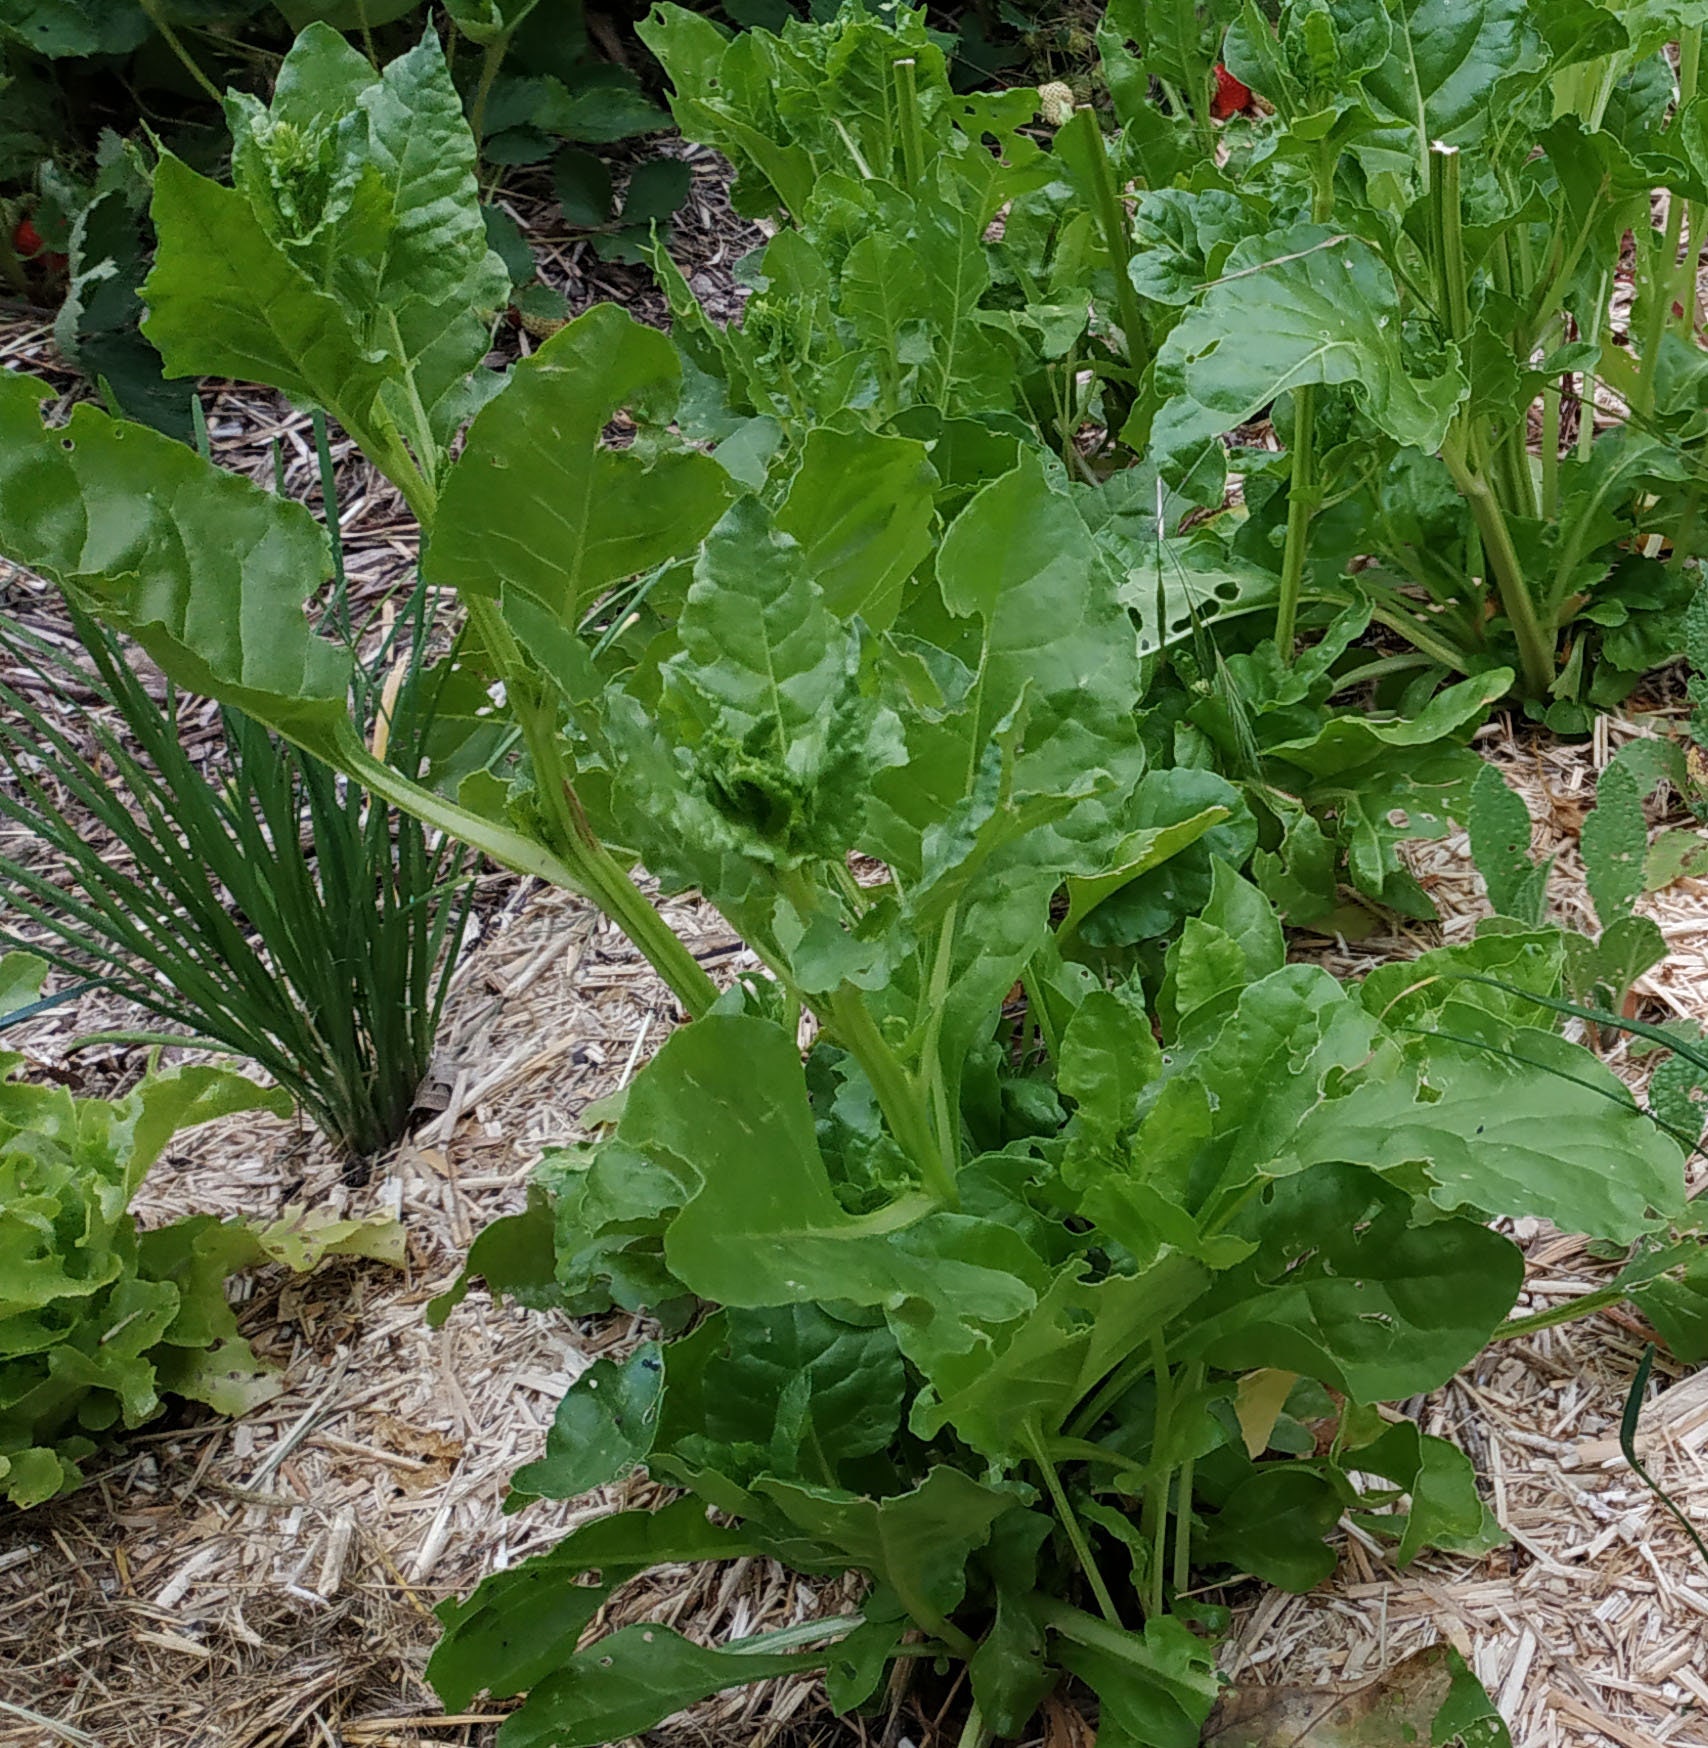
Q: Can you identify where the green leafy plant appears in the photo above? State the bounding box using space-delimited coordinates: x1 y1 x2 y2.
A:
0 951 404 1508
1470 748 1670 1009
2 17 1703 1740
0 604 473 1158
1125 0 1708 719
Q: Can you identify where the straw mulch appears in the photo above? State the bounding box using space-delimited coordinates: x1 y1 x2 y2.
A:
3 152 1708 1748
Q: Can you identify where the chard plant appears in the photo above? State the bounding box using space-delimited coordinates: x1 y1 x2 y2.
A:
651 0 1708 725
1123 0 1708 723
2 17 1705 1743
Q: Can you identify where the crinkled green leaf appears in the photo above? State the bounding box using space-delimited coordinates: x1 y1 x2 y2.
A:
143 155 391 442
0 371 348 758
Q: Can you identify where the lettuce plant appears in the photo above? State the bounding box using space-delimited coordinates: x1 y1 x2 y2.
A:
0 954 402 1507
1 18 1703 1741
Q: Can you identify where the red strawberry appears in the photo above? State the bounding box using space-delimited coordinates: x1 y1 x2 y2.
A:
1211 63 1253 120
11 217 68 278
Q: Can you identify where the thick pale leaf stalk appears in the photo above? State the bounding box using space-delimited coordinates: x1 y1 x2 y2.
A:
1273 385 1315 657
1273 150 1336 661
1442 439 1556 699
457 595 720 1019
1065 107 1151 371
894 57 926 188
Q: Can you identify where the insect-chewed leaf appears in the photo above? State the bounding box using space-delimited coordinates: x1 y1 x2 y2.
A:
427 303 734 621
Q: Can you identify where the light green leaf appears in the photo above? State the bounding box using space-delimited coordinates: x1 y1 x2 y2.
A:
633 1016 1036 1336
776 427 938 632
1293 1029 1685 1244
427 304 734 621
0 372 348 757
143 155 391 445
1061 986 1164 1139
1149 226 1467 474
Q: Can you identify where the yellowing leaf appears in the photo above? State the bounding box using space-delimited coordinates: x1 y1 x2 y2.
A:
1234 1368 1299 1459
1204 1643 1510 1746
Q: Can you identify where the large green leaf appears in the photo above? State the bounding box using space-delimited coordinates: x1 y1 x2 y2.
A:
775 426 938 632
1362 0 1541 153
1184 1165 1524 1401
143 155 392 446
756 1467 1015 1629
1146 226 1467 475
0 372 348 755
630 1016 1037 1336
497 1624 827 1748
427 304 734 619
921 455 1148 875
663 496 902 870
429 1499 759 1707
1293 1029 1685 1244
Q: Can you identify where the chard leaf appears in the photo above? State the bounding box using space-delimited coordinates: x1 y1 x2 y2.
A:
1197 1465 1342 1591
1051 1613 1221 1748
508 1345 664 1506
1362 0 1542 152
775 426 938 631
428 303 734 620
143 154 392 446
1061 985 1164 1141
927 454 1147 873
656 1304 907 1480
1185 1165 1523 1402
1146 226 1467 476
910 1256 1211 1459
632 1016 1037 1335
662 495 903 870
1297 1028 1685 1243
0 371 348 757
496 1624 827 1748
1342 1420 1502 1565
756 1466 1016 1629
429 1497 758 1707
